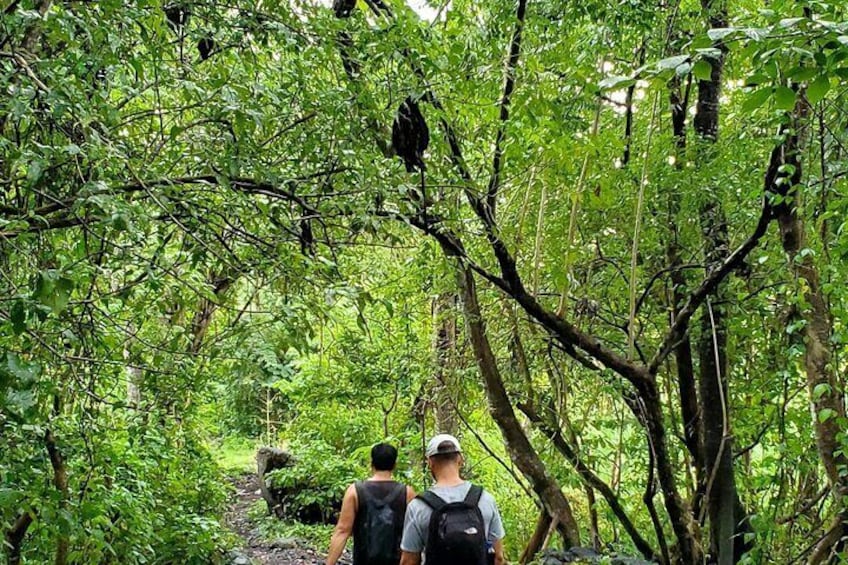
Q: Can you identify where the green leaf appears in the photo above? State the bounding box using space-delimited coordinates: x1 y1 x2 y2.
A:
742 87 772 112
7 390 36 413
819 408 838 423
743 27 767 41
10 301 26 335
745 73 768 86
693 60 713 81
34 271 74 315
26 160 43 184
807 75 830 104
7 353 38 383
813 383 833 400
0 489 24 508
779 18 804 28
657 55 689 70
787 66 817 81
111 213 129 232
598 75 634 91
695 47 723 60
707 28 736 41
774 86 797 110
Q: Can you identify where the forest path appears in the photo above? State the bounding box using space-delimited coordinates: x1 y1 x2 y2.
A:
224 474 327 565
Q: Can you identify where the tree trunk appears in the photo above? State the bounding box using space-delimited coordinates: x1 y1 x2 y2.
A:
45 430 69 565
698 200 739 565
519 402 658 561
450 256 581 547
640 384 701 564
693 3 751 559
520 511 553 564
667 74 703 476
768 94 848 564
4 511 34 565
256 447 294 519
432 292 459 435
190 273 234 355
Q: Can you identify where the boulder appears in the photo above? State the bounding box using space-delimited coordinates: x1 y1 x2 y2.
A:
255 447 342 524
256 447 294 518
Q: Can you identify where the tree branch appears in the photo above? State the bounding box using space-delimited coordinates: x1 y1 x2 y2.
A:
519 401 658 562
648 201 772 375
486 0 529 216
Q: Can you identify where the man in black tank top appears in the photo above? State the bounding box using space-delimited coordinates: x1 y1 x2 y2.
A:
326 443 415 565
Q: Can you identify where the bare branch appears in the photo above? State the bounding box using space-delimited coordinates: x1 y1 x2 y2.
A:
486 0 529 215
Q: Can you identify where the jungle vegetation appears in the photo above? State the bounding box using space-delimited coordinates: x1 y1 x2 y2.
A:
1 0 847 563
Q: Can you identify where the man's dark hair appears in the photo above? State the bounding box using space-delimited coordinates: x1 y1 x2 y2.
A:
430 441 461 464
430 452 461 464
371 443 398 471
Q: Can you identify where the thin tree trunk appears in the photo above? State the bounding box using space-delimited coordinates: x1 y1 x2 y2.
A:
190 273 234 355
667 73 702 474
622 43 647 168
0 0 52 134
45 430 69 565
5 511 34 565
520 511 553 564
645 435 672 565
585 485 601 552
519 402 658 561
449 256 582 547
432 292 458 435
640 383 701 564
698 200 739 565
693 2 751 560
767 93 848 565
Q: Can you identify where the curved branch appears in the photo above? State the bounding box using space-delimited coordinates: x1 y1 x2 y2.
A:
4 510 34 565
519 402 658 562
487 0 529 215
648 201 772 375
0 172 346 239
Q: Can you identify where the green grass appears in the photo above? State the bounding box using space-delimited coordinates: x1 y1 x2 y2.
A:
246 499 333 550
213 436 258 474
258 518 334 549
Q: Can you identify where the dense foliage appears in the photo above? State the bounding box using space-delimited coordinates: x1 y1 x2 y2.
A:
1 0 847 563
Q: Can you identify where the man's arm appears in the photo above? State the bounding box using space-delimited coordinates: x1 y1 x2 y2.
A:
325 484 357 565
406 485 416 502
493 538 506 565
399 551 422 565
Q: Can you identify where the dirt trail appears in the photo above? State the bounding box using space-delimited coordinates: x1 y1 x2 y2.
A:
224 474 329 565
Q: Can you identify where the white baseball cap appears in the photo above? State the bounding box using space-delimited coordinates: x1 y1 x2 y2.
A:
426 434 462 458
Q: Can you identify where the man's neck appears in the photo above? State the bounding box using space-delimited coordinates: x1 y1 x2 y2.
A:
433 471 464 487
370 470 393 481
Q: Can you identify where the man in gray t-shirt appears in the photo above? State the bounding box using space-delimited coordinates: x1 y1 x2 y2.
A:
400 434 506 565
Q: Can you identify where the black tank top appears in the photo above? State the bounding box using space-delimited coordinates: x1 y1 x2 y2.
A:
353 480 407 565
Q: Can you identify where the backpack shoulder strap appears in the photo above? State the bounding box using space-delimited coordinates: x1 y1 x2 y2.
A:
464 484 483 507
417 490 447 511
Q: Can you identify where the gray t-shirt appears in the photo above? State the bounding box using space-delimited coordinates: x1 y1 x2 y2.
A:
400 481 505 553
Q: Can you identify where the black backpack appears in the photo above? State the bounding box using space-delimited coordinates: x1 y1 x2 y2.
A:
353 481 406 565
418 485 487 565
